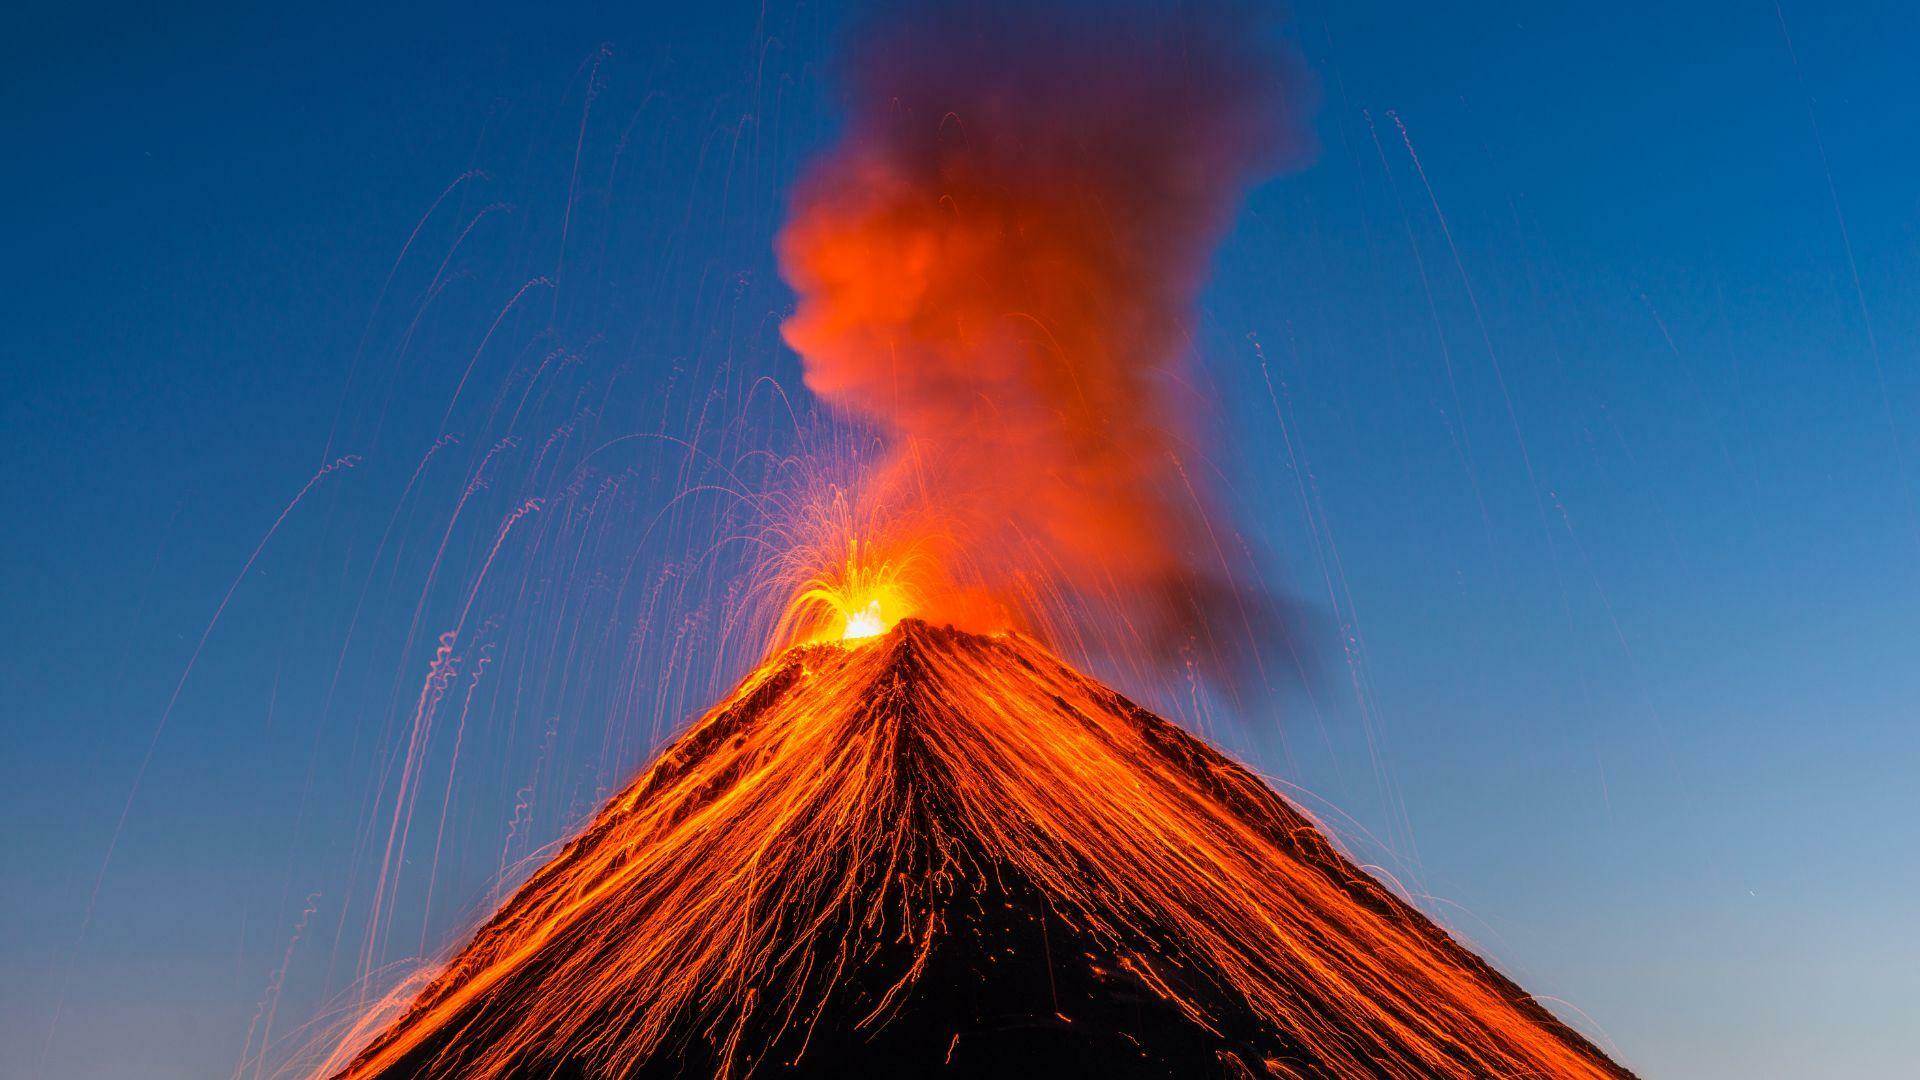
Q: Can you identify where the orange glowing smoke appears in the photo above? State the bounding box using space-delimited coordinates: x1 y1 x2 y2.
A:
776 1 1308 672
324 622 1628 1078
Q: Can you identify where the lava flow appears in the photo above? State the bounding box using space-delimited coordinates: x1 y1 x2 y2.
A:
324 620 1628 1078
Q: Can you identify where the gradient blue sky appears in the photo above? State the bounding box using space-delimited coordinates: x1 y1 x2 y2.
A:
5 2 1918 1076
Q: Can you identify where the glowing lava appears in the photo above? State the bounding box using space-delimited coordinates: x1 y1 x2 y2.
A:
324 621 1629 1079
769 527 930 647
840 599 887 640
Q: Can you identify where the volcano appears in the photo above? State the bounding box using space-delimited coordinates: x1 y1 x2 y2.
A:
332 621 1628 1079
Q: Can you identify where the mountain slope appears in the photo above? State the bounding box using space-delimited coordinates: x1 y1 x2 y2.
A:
330 620 1629 1079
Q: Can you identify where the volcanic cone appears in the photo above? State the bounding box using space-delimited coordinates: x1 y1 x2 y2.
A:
334 620 1629 1079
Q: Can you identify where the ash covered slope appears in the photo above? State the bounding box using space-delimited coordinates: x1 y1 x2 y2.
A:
334 621 1629 1079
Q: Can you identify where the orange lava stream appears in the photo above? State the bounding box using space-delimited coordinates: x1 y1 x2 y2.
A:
325 621 1624 1079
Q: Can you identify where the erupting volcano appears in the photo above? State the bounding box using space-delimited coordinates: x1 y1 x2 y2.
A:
330 621 1626 1079
315 4 1632 1076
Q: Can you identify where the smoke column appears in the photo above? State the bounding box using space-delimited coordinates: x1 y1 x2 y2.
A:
778 0 1310 676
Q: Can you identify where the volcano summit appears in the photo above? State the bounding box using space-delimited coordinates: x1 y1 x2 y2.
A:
331 621 1628 1079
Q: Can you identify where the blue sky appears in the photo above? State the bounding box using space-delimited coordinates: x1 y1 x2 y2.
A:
4 2 1918 1076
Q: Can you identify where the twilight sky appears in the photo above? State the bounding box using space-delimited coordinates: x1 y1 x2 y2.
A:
4 2 1918 1076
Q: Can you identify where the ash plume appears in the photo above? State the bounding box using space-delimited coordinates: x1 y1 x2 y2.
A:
777 0 1313 681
